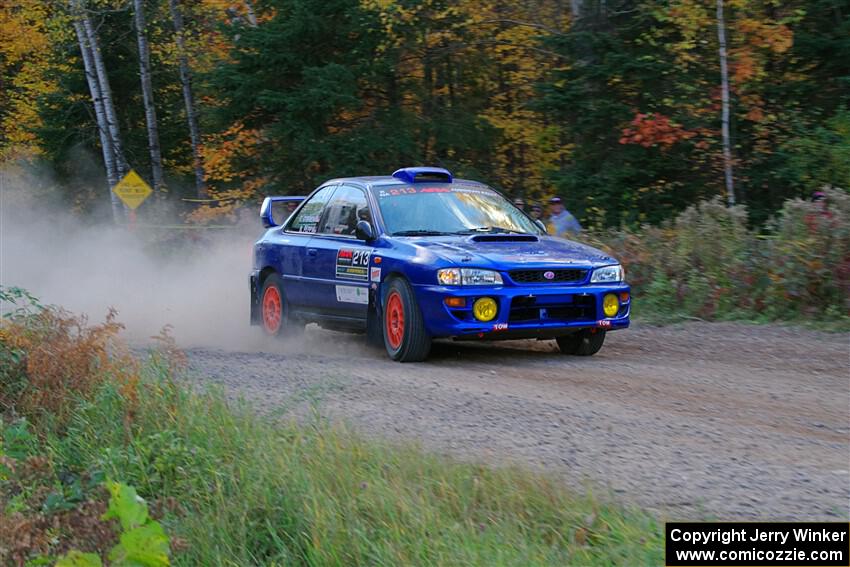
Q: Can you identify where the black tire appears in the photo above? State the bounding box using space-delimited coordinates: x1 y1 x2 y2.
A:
382 277 431 362
259 273 301 337
556 329 606 356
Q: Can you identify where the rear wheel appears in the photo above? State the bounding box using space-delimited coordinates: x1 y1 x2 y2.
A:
556 329 606 356
383 278 431 362
260 273 300 337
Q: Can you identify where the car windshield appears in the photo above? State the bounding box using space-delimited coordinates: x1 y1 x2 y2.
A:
375 184 541 236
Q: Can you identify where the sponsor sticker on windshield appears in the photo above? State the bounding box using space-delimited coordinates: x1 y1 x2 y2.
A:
336 248 370 281
377 184 493 198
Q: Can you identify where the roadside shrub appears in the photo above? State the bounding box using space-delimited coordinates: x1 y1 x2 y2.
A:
762 189 850 318
589 188 850 326
0 286 138 427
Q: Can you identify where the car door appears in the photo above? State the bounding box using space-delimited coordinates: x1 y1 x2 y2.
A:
279 184 337 307
302 184 373 319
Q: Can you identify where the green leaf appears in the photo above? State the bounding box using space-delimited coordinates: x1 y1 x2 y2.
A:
43 491 75 513
24 555 55 567
102 482 149 531
108 522 170 567
55 550 103 567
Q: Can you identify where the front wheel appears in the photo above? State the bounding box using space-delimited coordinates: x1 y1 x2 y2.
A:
556 329 606 356
383 278 431 362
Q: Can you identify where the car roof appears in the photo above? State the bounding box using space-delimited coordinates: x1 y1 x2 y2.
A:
321 175 490 191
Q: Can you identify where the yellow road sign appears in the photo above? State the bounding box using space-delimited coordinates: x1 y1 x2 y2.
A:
113 170 153 210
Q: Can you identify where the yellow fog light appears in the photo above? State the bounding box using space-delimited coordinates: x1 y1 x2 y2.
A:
603 293 619 318
473 297 498 322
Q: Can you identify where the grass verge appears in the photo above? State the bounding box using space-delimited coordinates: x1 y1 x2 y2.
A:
1 290 662 565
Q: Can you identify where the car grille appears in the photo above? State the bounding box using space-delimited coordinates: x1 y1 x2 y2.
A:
509 269 588 284
508 295 596 323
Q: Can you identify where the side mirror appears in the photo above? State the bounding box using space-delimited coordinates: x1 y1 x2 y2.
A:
355 220 375 241
534 219 547 233
260 197 277 228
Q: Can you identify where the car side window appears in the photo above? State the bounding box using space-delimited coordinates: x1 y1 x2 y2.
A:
288 185 336 233
317 185 370 237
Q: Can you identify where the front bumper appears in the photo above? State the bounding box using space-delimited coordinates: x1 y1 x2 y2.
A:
412 282 630 339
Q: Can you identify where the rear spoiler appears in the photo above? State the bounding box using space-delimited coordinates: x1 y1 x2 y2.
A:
260 196 305 228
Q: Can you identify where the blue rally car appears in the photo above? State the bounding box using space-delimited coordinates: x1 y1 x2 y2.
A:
250 167 630 362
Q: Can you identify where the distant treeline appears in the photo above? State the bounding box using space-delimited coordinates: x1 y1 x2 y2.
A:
1 0 848 225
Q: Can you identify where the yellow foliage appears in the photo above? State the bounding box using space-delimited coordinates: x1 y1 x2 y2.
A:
0 0 58 160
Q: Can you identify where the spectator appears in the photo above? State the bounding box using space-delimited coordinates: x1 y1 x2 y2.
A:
809 189 834 223
546 196 581 237
529 203 544 220
513 197 526 211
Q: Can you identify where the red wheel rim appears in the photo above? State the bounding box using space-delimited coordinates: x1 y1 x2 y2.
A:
385 290 405 350
262 285 283 334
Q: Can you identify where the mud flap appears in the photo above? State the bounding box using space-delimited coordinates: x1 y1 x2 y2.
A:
249 273 259 325
366 285 383 346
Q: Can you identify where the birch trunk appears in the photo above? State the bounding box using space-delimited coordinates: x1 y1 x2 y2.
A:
81 8 127 178
716 0 735 206
169 0 207 197
133 0 165 193
570 0 582 19
71 3 123 222
243 1 258 26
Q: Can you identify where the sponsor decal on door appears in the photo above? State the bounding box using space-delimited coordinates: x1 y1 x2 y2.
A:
336 248 370 281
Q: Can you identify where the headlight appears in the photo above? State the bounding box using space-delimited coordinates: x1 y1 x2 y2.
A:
437 268 503 286
590 264 624 283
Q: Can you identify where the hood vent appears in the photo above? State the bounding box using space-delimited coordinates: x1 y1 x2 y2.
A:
470 234 539 243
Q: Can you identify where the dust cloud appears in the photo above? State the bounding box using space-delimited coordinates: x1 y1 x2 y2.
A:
0 163 285 351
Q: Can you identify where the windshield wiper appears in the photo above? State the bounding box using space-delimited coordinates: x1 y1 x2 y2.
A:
454 226 528 235
391 229 453 236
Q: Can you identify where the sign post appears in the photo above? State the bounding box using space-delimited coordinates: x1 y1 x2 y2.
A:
112 170 153 229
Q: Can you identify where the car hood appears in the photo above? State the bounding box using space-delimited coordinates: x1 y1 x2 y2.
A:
399 234 617 269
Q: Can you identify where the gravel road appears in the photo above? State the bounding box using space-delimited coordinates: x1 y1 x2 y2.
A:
185 322 850 520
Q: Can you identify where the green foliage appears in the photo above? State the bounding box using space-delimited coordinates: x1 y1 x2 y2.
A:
103 481 150 531
55 551 102 567
52 481 170 567
108 521 169 567
1 285 44 319
1 417 37 460
0 285 40 410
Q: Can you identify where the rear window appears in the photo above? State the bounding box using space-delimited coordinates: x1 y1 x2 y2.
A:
288 185 336 233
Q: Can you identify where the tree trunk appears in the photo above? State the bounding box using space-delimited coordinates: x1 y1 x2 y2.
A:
716 0 735 206
243 1 258 26
80 6 127 178
169 0 207 198
71 2 123 222
133 0 165 193
570 0 582 19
